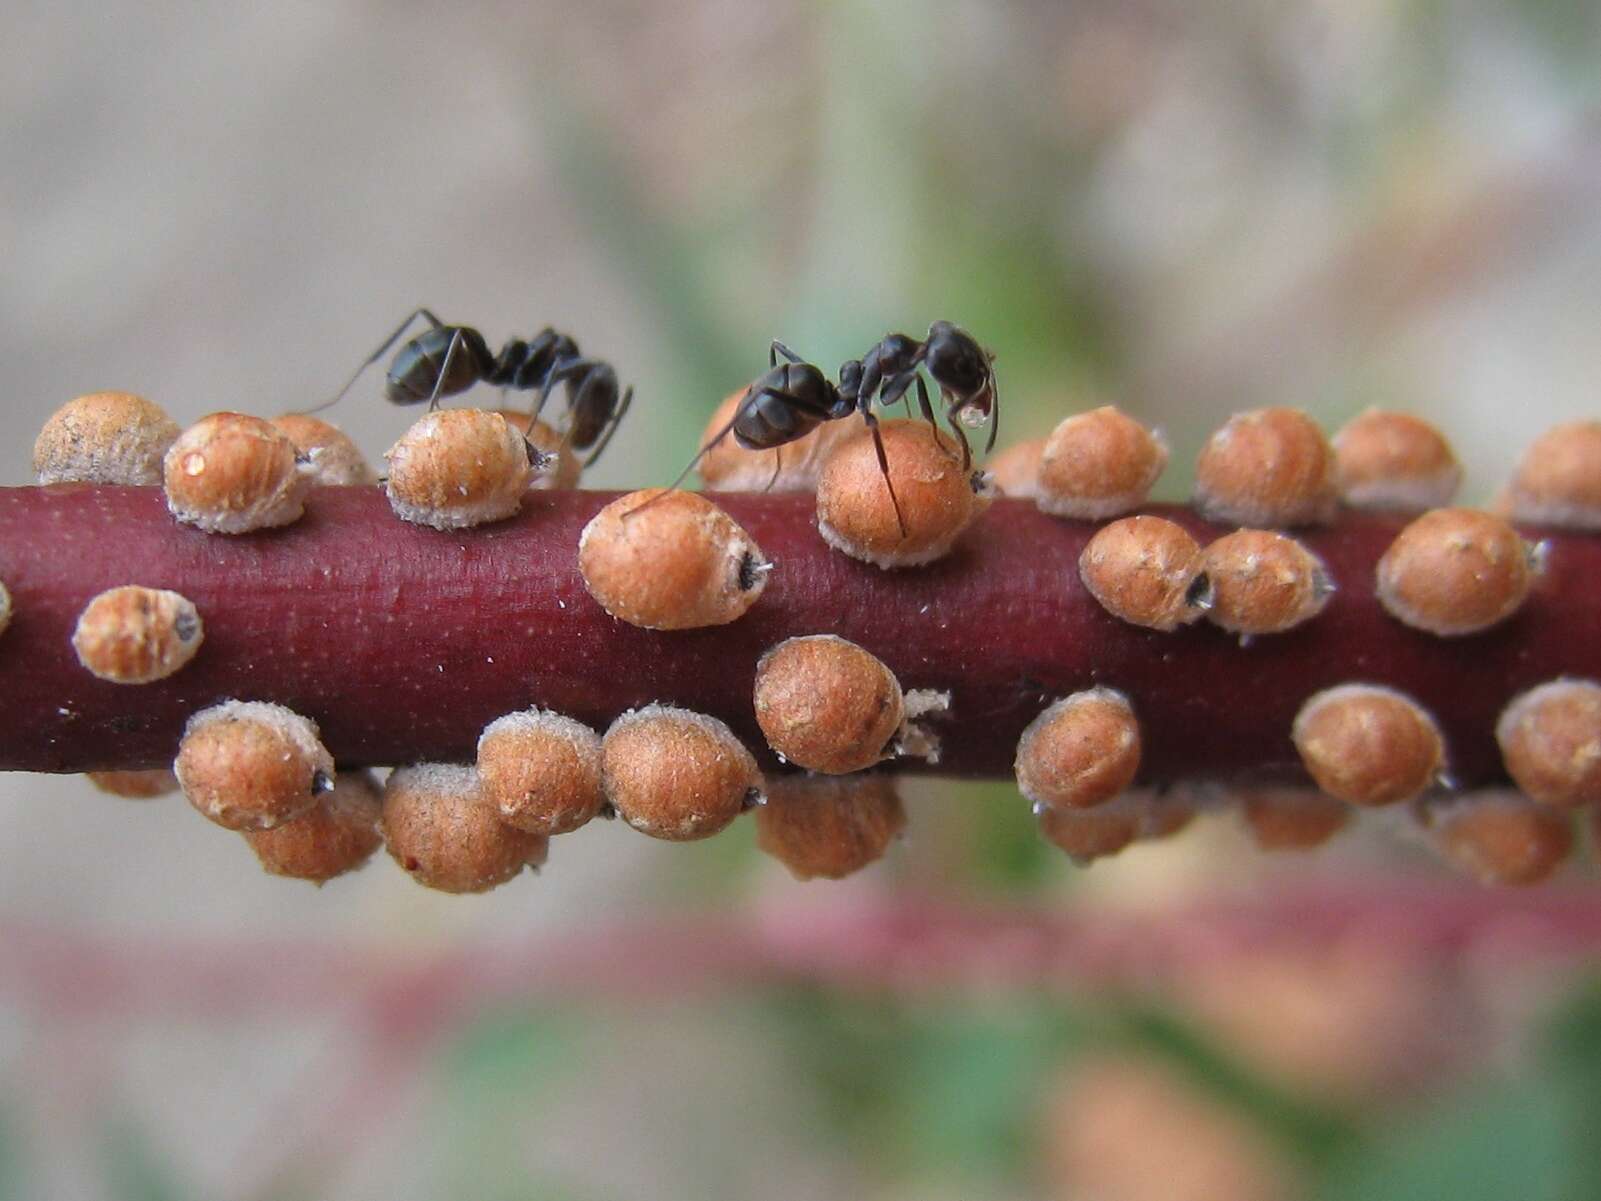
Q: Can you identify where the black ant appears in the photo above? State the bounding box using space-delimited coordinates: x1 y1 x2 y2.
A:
307 308 633 467
851 320 999 468
641 322 997 534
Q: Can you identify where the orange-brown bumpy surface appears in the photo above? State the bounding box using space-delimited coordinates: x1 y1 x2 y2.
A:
271 414 377 486
1427 793 1574 886
1079 516 1208 631
602 706 762 841
1376 508 1532 636
816 419 989 568
384 409 531 529
1238 787 1350 851
1496 680 1601 808
986 437 1046 499
754 773 906 880
86 769 179 799
163 412 308 534
477 710 606 835
1034 791 1191 861
1292 685 1443 806
1194 407 1337 527
71 585 203 684
753 635 905 774
1037 405 1167 520
579 490 769 630
35 391 181 486
1506 421 1601 529
243 770 384 883
175 701 333 831
1015 689 1141 810
1202 530 1330 636
382 764 547 893
1332 409 1460 513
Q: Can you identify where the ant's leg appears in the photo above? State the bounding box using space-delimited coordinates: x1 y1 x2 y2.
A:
859 408 909 536
879 370 929 423
769 341 804 367
534 358 596 424
983 385 999 454
302 307 444 414
763 446 784 492
580 385 633 469
913 375 938 426
949 417 974 470
424 329 466 412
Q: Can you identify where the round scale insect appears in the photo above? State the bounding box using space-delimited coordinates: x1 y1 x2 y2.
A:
309 308 633 468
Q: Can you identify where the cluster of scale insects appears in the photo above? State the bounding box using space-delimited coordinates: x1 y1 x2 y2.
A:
16 315 1601 891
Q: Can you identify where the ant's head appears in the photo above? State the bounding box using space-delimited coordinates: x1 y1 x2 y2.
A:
923 322 995 426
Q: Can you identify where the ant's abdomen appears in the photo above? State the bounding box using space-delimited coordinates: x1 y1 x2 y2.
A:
385 329 488 405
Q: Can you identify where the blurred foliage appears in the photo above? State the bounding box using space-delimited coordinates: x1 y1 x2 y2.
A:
0 1105 27 1201
411 972 1601 1200
98 1117 190 1201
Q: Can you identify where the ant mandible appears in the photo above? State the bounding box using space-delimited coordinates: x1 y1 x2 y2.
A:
307 308 634 467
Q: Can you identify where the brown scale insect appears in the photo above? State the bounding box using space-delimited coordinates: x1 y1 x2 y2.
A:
1501 421 1601 530
244 769 384 884
270 414 377 486
602 705 764 841
86 769 179 800
754 773 907 881
1332 409 1460 513
384 408 536 529
382 764 548 894
477 709 607 836
1036 789 1194 865
71 585 203 684
35 391 180 486
1201 529 1332 639
1292 684 1445 807
580 490 771 630
1079 516 1211 631
985 436 1046 500
1376 507 1536 637
1495 679 1601 809
1236 786 1350 851
1194 407 1337 528
175 700 334 831
816 419 992 569
754 635 907 775
1015 688 1142 812
163 412 310 534
1036 405 1167 521
1416 792 1574 887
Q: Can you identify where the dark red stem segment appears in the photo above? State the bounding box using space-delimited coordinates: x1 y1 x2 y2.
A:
0 486 1596 784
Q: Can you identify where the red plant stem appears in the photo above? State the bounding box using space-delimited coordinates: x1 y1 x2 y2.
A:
0 485 1596 783
5 883 1601 1023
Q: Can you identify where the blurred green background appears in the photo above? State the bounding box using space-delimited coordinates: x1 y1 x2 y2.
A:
5 1 1601 1197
